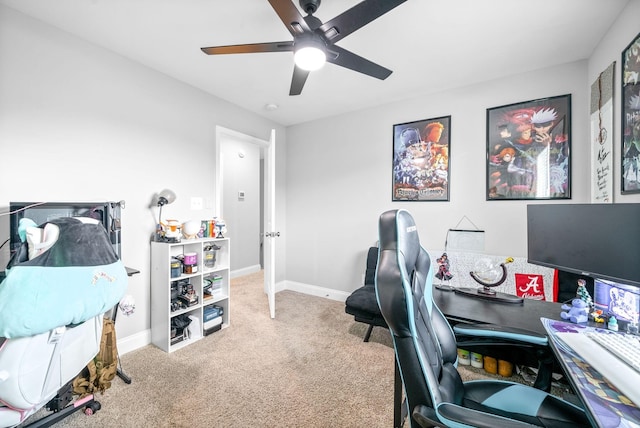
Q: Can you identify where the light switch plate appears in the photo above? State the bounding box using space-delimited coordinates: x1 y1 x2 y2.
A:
191 197 203 210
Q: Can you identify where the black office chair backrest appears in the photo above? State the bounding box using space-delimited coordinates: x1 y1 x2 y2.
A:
375 209 462 426
364 246 378 286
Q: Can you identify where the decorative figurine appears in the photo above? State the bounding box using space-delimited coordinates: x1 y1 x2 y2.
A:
214 218 227 238
560 298 589 323
576 279 593 308
435 252 453 281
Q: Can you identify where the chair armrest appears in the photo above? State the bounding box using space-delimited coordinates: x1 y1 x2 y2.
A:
433 402 536 428
453 323 548 346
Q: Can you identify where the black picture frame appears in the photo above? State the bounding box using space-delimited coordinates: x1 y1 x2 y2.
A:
486 94 571 200
621 32 640 194
392 116 451 201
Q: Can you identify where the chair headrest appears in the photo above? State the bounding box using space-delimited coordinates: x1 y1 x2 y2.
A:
376 209 432 337
378 209 421 270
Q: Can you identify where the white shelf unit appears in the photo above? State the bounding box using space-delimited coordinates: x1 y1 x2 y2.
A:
151 237 230 353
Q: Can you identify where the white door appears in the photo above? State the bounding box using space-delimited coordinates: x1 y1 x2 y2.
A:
263 129 277 318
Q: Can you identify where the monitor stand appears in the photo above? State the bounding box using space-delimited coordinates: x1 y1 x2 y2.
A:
455 286 524 304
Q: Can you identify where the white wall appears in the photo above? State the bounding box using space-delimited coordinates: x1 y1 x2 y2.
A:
221 137 261 271
0 6 287 347
284 0 640 296
285 61 591 294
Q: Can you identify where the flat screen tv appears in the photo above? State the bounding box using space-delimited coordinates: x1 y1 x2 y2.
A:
527 203 640 288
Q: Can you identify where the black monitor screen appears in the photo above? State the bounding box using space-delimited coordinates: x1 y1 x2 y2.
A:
527 203 640 288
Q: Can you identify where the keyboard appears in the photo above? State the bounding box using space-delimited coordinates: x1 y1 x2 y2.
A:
584 331 640 373
556 331 640 407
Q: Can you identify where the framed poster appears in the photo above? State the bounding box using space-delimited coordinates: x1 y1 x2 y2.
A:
486 94 571 200
392 116 451 201
622 32 640 194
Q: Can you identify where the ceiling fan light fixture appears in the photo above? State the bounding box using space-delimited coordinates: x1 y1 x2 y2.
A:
201 0 406 94
294 41 326 71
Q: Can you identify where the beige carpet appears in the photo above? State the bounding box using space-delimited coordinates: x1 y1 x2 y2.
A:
24 271 561 427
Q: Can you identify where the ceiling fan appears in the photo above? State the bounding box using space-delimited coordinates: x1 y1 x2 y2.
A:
201 0 407 96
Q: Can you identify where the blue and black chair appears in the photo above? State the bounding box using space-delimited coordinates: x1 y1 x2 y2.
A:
374 209 590 428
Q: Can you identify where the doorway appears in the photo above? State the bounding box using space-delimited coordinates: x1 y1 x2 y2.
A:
215 126 267 276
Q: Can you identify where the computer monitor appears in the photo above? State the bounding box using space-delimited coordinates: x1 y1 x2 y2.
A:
527 203 640 288
593 278 640 324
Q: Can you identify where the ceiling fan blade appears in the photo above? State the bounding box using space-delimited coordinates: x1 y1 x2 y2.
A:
268 0 311 36
289 65 310 96
327 45 392 80
201 41 294 55
319 0 407 44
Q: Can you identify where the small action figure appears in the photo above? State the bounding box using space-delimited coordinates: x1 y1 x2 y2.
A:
435 252 453 281
576 279 593 308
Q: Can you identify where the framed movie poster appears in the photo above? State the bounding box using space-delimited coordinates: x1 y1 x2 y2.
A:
622 32 640 194
486 94 571 200
392 116 451 201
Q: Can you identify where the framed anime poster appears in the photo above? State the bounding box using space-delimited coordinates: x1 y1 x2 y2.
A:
486 94 571 200
622 32 640 194
392 116 451 201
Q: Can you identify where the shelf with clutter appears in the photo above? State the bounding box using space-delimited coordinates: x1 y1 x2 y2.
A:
151 236 230 352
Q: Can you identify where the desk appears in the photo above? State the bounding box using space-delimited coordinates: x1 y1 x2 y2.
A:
433 287 562 335
542 318 640 427
433 288 565 392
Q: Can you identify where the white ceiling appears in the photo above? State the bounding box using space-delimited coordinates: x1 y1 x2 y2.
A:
0 0 630 126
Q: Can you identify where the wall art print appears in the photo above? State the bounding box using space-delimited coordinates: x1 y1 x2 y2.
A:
486 94 571 200
392 116 451 201
622 32 640 194
590 62 615 203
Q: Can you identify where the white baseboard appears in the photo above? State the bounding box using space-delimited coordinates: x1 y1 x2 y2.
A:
231 264 261 278
117 329 151 356
281 280 351 302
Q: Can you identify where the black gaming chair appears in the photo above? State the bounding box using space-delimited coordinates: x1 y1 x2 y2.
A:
345 246 388 341
374 209 590 428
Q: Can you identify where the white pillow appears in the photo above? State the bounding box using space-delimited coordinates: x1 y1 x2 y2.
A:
33 223 60 257
74 217 99 225
25 227 43 260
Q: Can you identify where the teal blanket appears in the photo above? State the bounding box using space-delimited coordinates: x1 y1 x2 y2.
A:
0 217 128 338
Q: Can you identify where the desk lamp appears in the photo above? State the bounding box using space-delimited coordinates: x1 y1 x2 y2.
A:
155 189 176 242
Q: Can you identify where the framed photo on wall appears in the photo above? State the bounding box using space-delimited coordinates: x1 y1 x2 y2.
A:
622 32 640 194
486 94 571 200
392 116 451 201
